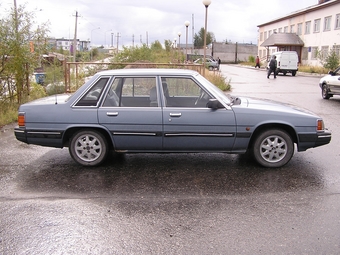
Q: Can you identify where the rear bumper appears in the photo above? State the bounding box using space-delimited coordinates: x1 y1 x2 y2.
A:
14 127 27 143
14 127 64 148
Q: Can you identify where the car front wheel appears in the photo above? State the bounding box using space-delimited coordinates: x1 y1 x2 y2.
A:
252 129 294 168
69 129 108 166
322 84 330 99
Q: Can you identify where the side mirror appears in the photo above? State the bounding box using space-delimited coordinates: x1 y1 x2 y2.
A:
328 71 334 75
207 99 224 109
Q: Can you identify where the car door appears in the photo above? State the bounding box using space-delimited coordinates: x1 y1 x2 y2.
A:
161 77 236 151
329 67 340 93
98 76 163 150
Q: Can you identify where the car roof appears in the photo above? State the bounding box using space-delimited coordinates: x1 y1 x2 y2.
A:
96 68 199 76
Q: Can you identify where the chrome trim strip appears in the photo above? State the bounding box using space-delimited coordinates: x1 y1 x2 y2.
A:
14 129 25 133
113 132 157 136
27 131 62 135
318 135 332 138
164 133 234 137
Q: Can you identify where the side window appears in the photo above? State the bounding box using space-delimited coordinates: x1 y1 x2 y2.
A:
103 77 157 107
162 77 212 108
75 77 109 106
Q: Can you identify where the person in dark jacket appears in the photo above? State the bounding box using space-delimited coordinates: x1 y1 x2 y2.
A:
267 56 277 78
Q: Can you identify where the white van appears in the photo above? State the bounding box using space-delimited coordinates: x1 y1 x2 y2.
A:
267 51 299 76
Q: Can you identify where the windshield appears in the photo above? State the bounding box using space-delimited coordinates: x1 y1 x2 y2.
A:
194 73 232 106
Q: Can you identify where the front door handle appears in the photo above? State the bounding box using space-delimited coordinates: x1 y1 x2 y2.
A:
106 112 119 116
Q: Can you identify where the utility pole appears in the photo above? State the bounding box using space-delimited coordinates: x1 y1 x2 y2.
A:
192 13 194 53
146 31 148 47
73 11 79 62
111 33 114 47
116 33 120 54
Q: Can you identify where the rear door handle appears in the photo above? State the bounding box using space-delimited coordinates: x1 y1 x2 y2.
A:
170 113 181 117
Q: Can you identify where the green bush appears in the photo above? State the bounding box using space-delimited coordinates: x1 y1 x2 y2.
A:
248 55 255 63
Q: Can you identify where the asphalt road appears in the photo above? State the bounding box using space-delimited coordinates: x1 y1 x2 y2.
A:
1 65 339 254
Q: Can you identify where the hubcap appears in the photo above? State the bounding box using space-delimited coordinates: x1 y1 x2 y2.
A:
260 135 287 163
75 134 102 162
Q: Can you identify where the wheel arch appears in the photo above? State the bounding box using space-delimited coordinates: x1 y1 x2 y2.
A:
248 123 298 150
62 126 114 149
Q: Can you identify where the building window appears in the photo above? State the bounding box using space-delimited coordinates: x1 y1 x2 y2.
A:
278 27 282 33
297 23 302 35
333 45 340 57
264 31 267 39
324 16 332 31
314 19 321 33
260 32 263 41
311 47 318 60
305 21 311 34
301 47 308 60
268 30 272 37
335 14 340 29
273 29 277 34
284 26 288 33
321 46 329 60
290 25 295 33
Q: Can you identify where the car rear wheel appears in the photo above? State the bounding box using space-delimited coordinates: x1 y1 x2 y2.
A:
322 84 330 99
292 71 296 76
252 129 294 168
69 129 108 166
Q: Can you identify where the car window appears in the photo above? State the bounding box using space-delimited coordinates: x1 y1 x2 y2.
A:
75 77 109 106
161 77 212 108
103 77 157 107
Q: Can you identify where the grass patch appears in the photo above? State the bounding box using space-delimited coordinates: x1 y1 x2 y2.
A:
206 71 231 91
298 65 328 74
0 102 19 128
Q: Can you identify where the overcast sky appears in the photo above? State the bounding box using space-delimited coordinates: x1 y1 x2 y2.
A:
2 0 318 48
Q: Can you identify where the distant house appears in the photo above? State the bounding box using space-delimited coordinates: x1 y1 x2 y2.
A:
53 38 89 52
257 0 340 66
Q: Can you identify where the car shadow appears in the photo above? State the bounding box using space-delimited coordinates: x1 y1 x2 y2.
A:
16 148 325 198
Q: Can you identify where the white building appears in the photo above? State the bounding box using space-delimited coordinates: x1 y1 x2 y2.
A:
257 0 340 66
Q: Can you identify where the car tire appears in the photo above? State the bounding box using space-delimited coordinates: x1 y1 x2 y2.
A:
292 71 296 76
69 129 108 166
252 129 294 168
322 84 330 99
209 66 213 71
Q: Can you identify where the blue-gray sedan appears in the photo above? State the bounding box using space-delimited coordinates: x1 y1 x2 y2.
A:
15 69 331 167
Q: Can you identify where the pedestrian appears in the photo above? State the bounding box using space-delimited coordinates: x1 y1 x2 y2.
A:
217 57 221 70
255 55 260 68
267 56 277 79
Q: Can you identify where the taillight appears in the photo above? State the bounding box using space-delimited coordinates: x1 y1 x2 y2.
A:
18 113 25 127
317 119 324 131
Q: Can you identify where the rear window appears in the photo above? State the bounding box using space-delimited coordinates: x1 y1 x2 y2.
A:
75 78 109 106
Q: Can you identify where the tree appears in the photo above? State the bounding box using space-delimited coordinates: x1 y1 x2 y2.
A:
0 3 49 104
150 40 163 51
323 48 339 71
193 27 215 48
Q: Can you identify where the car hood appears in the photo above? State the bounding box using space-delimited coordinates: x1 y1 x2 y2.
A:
319 74 331 82
236 96 318 117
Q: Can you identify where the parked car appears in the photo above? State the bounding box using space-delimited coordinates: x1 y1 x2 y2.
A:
15 69 331 168
319 66 340 99
194 58 218 70
267 51 299 76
